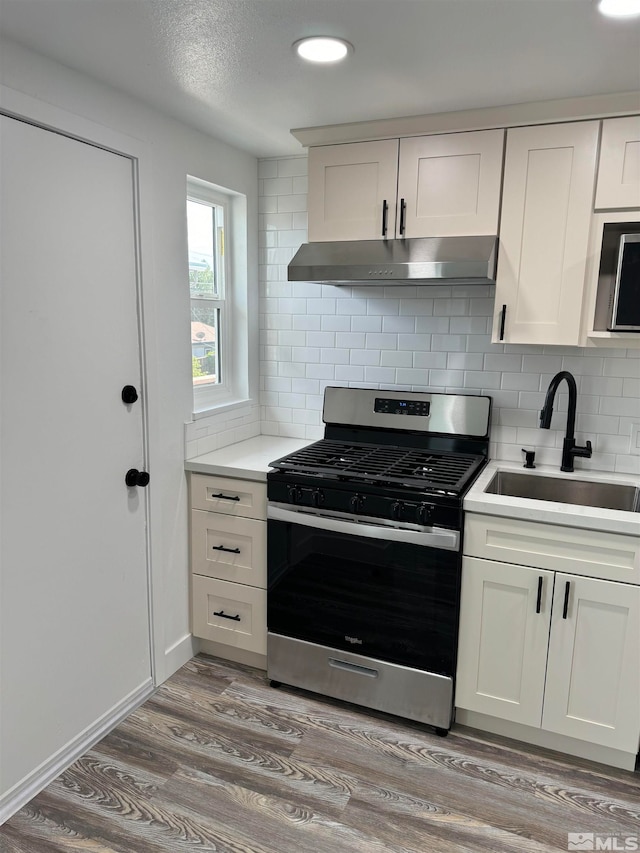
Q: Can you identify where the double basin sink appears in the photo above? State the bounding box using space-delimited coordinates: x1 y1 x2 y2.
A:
485 471 640 513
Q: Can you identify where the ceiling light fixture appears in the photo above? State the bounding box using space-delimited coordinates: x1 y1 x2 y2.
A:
597 0 640 16
293 36 353 63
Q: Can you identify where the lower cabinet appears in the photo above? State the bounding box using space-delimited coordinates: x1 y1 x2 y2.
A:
190 473 267 657
457 514 640 758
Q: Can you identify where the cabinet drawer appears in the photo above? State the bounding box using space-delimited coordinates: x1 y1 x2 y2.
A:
190 473 266 519
192 575 266 654
464 513 640 585
191 510 266 587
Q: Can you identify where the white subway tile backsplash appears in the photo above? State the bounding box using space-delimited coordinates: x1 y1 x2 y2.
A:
336 331 365 349
351 315 382 332
365 367 397 384
413 352 448 369
277 157 307 177
320 316 350 332
336 365 365 382
250 154 640 471
398 333 432 351
381 351 413 368
416 316 451 333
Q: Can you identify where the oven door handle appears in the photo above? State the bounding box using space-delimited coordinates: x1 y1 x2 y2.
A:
267 505 459 551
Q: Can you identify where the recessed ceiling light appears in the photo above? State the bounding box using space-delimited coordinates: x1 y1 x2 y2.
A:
293 36 353 63
597 0 640 16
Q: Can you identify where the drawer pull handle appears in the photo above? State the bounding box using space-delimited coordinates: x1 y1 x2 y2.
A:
211 493 240 501
536 576 543 614
329 658 378 678
213 610 241 622
562 581 571 619
499 304 507 341
212 545 241 554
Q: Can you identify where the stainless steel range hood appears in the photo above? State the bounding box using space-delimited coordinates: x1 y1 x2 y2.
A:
287 236 498 285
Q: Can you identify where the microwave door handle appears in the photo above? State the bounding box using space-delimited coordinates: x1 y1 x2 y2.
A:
267 504 459 551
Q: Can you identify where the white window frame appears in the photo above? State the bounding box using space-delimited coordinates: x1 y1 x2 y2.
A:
187 176 249 414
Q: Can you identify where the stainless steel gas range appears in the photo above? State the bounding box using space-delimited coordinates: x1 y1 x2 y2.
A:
266 387 491 734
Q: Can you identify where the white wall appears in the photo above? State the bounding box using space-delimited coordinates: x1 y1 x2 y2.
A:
0 37 260 681
257 155 640 476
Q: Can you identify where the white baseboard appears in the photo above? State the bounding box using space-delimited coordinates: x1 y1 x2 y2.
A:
197 637 267 671
0 679 154 826
455 709 638 771
163 632 198 682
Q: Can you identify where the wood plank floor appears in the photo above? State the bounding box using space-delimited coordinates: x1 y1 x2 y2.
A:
2 654 639 853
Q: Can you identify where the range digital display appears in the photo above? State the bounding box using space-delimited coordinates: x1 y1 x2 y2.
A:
374 397 431 416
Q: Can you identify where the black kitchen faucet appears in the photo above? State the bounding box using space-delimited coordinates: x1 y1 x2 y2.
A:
539 371 592 473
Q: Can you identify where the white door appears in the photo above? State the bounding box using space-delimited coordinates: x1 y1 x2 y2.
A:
455 557 553 727
542 574 640 751
307 140 399 241
0 115 152 795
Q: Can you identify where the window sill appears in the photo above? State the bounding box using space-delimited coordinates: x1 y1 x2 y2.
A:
192 397 255 420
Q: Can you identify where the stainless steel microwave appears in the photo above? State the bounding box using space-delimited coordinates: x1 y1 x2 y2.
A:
610 234 640 331
594 224 640 332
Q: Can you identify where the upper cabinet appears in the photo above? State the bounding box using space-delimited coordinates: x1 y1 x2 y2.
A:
595 116 640 210
492 121 599 346
307 129 505 242
308 139 399 242
396 130 504 238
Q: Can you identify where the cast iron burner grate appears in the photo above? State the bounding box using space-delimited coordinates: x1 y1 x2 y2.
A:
270 439 484 492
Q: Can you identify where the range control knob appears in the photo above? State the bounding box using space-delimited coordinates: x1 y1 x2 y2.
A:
311 489 325 507
287 486 301 504
349 494 364 513
418 503 434 525
391 501 404 520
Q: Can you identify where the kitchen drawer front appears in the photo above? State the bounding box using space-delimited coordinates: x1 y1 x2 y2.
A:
192 575 266 654
191 510 266 587
464 513 640 585
190 473 266 519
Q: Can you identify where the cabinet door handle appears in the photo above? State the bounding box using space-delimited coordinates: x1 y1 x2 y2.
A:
399 198 406 236
211 492 240 501
212 545 241 554
381 199 388 237
499 304 507 341
536 576 543 614
562 581 571 619
213 610 241 622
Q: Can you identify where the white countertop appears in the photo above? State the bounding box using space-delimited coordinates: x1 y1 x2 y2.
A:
465 460 640 537
184 435 311 482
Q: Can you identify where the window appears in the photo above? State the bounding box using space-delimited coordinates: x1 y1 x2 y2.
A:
187 177 249 413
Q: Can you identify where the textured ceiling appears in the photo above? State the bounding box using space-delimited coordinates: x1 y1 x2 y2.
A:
1 0 639 157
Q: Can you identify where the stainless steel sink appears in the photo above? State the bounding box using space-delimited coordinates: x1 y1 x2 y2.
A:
484 471 640 512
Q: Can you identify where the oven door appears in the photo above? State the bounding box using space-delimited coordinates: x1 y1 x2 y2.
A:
267 504 461 676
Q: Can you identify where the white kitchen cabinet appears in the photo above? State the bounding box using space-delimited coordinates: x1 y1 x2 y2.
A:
456 558 553 727
492 121 599 345
190 473 267 656
595 116 640 210
542 573 640 751
457 513 640 758
308 129 504 242
307 139 399 241
396 130 504 238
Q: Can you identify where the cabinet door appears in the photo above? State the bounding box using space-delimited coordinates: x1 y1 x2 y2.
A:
456 557 553 727
398 130 504 238
308 140 399 241
542 574 640 751
595 116 640 210
493 121 599 345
